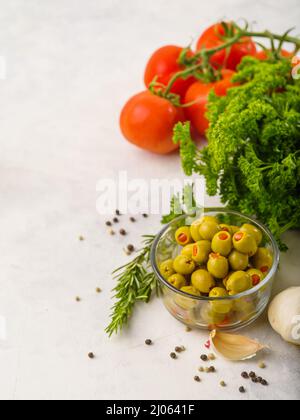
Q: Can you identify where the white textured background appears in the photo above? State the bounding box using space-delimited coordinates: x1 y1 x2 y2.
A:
0 0 299 400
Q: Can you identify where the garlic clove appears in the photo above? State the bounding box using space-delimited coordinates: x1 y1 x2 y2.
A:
210 330 267 361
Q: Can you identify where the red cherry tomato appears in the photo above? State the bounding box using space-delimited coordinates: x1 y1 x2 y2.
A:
120 91 186 154
184 70 237 136
196 23 257 71
144 45 196 98
255 49 294 60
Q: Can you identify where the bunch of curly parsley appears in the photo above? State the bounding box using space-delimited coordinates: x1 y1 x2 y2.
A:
175 57 300 250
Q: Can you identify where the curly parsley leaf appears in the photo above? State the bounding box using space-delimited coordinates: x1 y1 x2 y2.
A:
176 57 300 248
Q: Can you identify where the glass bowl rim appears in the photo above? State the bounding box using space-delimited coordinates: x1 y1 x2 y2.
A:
151 208 280 302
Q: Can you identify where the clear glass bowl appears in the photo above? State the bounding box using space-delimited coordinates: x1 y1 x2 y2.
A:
151 209 280 331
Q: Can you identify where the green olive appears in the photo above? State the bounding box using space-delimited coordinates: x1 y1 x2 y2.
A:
190 220 203 242
191 269 215 293
181 285 201 297
173 255 196 275
230 226 240 235
241 224 263 245
233 231 258 256
199 221 220 241
207 253 229 279
175 286 200 309
181 244 194 258
219 224 233 235
209 287 233 314
160 259 175 280
228 250 249 271
222 272 232 288
233 297 255 313
252 248 273 274
247 268 264 287
199 215 220 225
175 226 192 246
200 305 227 325
168 273 187 289
211 231 232 257
226 271 252 295
209 287 228 298
192 240 211 264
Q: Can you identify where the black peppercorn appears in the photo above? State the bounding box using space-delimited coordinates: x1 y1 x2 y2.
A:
145 339 152 346
194 376 201 382
239 386 246 393
170 352 177 359
261 380 268 386
88 352 95 359
106 221 112 227
113 217 119 223
249 371 256 379
200 354 208 361
241 372 249 379
120 229 127 236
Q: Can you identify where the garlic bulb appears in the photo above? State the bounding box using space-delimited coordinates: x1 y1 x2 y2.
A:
268 287 300 346
210 330 267 361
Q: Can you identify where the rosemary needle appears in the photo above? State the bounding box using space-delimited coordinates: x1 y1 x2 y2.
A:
105 235 159 337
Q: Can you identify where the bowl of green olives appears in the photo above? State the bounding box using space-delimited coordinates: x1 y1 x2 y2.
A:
151 209 280 331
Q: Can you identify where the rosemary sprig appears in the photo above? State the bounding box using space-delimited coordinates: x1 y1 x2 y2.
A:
105 235 159 337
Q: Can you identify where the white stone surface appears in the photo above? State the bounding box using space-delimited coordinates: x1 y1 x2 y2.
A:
0 0 299 401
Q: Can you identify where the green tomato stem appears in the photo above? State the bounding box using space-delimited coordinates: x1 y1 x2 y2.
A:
161 26 300 99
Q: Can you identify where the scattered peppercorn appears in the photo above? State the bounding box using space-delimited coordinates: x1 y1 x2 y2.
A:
142 214 148 218
106 221 112 227
88 352 95 359
96 288 102 294
145 339 152 346
239 386 246 394
261 380 268 386
259 362 266 369
194 376 201 382
208 366 216 373
120 229 127 236
220 381 226 387
249 371 256 379
241 372 249 379
113 218 119 224
79 236 85 241
116 210 121 216
170 352 177 359
200 355 208 361
130 217 136 223
257 377 263 383
252 377 259 383
75 297 81 302
127 244 135 253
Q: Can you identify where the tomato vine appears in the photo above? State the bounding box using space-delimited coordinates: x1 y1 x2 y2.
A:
150 21 300 105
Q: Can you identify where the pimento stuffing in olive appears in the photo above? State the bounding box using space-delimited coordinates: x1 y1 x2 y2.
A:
175 227 193 246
